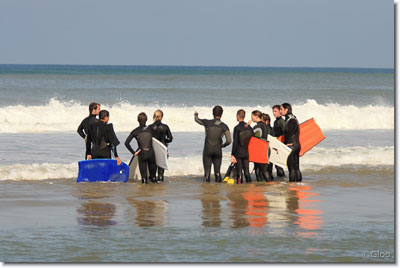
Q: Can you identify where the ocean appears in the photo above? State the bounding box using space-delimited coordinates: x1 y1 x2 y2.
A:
0 65 394 262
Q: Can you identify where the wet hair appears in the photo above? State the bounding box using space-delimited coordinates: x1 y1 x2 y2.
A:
281 103 292 114
153 109 164 122
262 113 271 123
89 102 99 113
138 112 147 126
237 109 245 120
213 105 223 117
251 110 262 119
99 110 109 120
272 105 281 111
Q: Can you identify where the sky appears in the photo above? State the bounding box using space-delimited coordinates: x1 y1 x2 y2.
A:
0 0 394 68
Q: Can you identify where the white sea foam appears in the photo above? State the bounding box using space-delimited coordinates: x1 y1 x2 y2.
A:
0 98 394 133
0 146 393 181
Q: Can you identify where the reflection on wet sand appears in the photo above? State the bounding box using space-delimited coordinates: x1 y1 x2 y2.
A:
77 201 117 227
200 184 223 227
127 198 168 227
242 184 268 228
226 186 249 228
287 184 323 237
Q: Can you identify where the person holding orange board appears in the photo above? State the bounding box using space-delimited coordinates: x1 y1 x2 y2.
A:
280 103 302 182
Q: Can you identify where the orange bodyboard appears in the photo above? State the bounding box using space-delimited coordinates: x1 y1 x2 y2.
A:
248 137 269 164
277 118 325 157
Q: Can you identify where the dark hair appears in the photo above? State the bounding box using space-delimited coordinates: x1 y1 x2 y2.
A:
99 110 109 120
262 113 271 123
251 110 262 119
281 103 292 114
89 102 99 113
213 105 223 117
237 109 245 120
272 105 281 111
138 112 147 126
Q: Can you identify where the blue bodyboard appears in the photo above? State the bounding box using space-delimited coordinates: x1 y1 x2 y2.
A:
77 159 129 183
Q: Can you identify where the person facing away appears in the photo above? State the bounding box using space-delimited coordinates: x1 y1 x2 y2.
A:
149 109 173 182
272 105 286 178
249 110 273 182
194 105 231 183
77 102 100 159
231 109 253 184
125 112 157 184
280 103 302 182
86 110 121 166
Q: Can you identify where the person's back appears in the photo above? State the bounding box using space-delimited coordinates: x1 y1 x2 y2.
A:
125 112 157 184
231 109 253 184
194 105 231 183
86 110 121 165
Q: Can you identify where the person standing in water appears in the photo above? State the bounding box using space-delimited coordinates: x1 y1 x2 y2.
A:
194 105 231 183
149 109 173 182
262 113 275 181
250 110 273 182
77 102 100 159
231 109 253 184
86 110 121 166
280 103 302 182
272 105 286 177
125 112 157 184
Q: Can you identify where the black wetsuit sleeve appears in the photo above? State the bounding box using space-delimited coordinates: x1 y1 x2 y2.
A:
222 126 231 148
125 129 137 155
194 115 205 126
279 119 286 136
231 126 239 155
165 125 173 144
77 118 86 139
86 128 92 156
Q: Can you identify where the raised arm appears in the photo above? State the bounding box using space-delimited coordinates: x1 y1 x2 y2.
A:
194 111 204 126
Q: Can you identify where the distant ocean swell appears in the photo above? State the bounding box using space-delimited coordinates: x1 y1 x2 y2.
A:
0 146 393 181
0 99 394 133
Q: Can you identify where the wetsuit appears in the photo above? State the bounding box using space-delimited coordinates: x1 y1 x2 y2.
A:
86 121 120 159
283 114 302 182
77 114 98 159
253 121 274 182
149 121 173 181
273 116 286 177
232 121 253 184
195 115 231 183
125 125 157 184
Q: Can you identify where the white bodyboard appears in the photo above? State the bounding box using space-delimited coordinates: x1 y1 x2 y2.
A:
267 134 292 169
152 137 169 170
128 156 142 181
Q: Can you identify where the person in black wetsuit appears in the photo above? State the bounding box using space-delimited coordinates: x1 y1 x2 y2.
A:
262 113 275 180
194 105 231 183
250 110 273 182
125 112 157 184
86 110 121 166
77 102 100 159
280 103 302 182
149 109 173 182
272 105 286 177
231 109 253 184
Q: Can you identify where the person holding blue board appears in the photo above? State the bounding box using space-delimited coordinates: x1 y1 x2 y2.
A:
125 112 158 184
86 110 121 166
194 105 231 183
149 109 173 182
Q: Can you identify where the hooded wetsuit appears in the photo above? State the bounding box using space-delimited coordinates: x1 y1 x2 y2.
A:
78 114 98 158
125 125 157 183
253 121 274 182
283 113 302 182
232 121 253 183
195 114 231 182
149 121 173 181
86 121 120 159
272 116 286 177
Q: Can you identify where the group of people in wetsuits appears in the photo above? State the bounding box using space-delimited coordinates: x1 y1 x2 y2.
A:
77 102 302 184
77 103 172 184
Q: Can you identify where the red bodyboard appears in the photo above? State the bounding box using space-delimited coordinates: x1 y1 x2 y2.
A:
248 137 269 164
278 118 325 157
